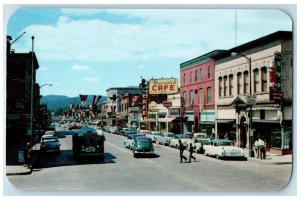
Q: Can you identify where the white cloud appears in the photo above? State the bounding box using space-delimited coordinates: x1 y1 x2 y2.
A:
83 77 100 83
71 65 91 71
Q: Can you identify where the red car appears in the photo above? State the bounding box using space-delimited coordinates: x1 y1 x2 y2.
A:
69 124 82 130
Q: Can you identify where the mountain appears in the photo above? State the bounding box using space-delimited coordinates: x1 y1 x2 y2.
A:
41 95 106 111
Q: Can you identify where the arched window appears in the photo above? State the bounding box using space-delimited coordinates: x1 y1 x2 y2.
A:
254 68 259 93
237 72 242 95
199 88 203 109
189 90 194 106
183 91 187 105
183 73 186 85
218 77 222 97
190 71 193 83
244 71 249 94
229 74 233 96
261 67 267 92
224 76 228 96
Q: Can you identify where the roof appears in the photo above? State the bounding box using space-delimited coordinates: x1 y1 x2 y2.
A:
73 127 98 136
212 31 292 60
212 139 233 143
180 49 226 70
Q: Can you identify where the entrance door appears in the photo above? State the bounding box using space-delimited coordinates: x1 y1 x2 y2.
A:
240 117 247 148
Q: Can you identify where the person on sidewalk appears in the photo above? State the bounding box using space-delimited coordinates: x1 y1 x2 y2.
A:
254 138 259 158
187 143 196 162
258 137 266 160
179 140 187 163
23 142 31 168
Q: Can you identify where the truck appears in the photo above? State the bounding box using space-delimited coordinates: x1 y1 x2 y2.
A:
72 126 105 159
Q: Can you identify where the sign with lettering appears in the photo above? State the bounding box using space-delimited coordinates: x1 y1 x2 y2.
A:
163 101 172 108
148 78 178 94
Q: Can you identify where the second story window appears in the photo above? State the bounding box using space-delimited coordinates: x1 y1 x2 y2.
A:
208 66 211 79
207 87 212 103
183 91 187 106
254 68 259 93
195 70 198 82
244 71 249 94
218 77 223 97
190 71 193 84
183 73 186 85
261 67 267 92
237 72 242 95
199 88 203 109
189 90 194 106
229 74 233 96
199 69 203 81
224 76 228 96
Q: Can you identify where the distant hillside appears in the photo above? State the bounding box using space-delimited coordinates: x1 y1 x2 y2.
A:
41 95 106 111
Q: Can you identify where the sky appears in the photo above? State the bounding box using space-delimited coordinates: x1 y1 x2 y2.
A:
5 7 293 97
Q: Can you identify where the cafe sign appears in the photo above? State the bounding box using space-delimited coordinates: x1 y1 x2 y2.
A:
148 78 178 94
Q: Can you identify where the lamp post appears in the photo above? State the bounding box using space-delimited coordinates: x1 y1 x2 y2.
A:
231 52 255 157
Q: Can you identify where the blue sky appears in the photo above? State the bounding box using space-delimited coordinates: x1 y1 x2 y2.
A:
6 8 292 97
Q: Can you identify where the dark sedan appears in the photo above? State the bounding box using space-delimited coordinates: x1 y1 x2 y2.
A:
132 136 154 157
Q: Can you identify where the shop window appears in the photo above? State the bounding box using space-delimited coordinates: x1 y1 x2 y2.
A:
260 110 265 119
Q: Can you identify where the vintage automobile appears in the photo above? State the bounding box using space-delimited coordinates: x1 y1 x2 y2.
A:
203 139 245 159
124 134 141 150
169 134 192 149
186 133 212 153
40 135 61 153
132 136 154 157
121 128 137 136
145 131 161 143
155 132 175 146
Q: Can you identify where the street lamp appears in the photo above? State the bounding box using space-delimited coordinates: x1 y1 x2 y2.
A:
231 52 255 157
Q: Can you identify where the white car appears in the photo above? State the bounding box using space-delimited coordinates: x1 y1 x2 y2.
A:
169 134 192 149
124 134 141 150
186 133 211 153
203 139 246 159
156 132 175 146
45 130 56 136
145 131 161 143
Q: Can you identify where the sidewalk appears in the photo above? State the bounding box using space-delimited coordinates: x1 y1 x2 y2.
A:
243 149 293 165
6 165 32 176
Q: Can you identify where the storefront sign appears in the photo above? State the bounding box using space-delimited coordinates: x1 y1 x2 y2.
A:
142 93 147 119
148 78 178 94
163 101 172 108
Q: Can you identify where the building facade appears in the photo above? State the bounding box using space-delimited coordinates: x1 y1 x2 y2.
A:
180 50 224 135
213 31 292 155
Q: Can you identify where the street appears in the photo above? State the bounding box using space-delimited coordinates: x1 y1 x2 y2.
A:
6 129 292 193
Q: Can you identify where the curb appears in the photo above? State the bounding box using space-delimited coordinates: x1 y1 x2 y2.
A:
6 170 32 176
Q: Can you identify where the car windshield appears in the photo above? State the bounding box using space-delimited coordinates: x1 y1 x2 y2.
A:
183 135 191 139
167 134 174 137
137 138 151 143
43 138 58 143
219 142 234 146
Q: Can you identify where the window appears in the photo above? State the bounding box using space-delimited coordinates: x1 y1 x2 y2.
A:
237 72 242 95
189 90 194 106
244 71 249 94
199 69 203 81
254 69 259 93
207 87 212 103
199 89 203 109
183 73 186 85
183 91 187 106
190 71 193 83
261 67 267 92
208 66 211 79
218 77 223 97
224 76 228 96
195 70 198 82
229 74 233 96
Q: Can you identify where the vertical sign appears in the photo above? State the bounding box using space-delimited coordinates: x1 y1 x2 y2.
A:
142 93 147 119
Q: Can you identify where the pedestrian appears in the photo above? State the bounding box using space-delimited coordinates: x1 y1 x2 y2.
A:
224 133 229 139
178 140 187 163
258 137 266 160
23 142 31 168
254 138 259 158
188 143 196 162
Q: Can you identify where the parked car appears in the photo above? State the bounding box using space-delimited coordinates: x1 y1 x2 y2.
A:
40 135 61 153
145 131 162 143
187 133 212 153
139 130 150 136
124 134 141 150
122 128 137 136
203 139 245 159
69 124 82 130
156 132 175 146
169 134 192 149
45 130 56 137
109 126 119 134
132 136 154 157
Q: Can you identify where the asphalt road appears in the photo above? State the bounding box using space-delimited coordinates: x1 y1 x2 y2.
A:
6 130 292 194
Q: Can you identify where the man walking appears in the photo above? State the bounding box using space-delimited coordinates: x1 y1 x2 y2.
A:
179 140 187 163
188 143 196 162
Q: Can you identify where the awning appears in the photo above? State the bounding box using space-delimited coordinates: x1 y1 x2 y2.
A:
199 121 215 125
159 117 175 123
